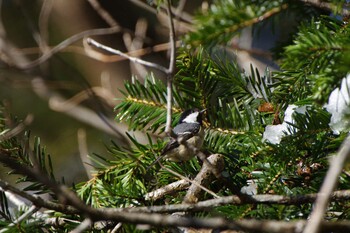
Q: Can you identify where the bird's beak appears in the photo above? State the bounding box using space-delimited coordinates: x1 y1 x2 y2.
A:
200 109 207 113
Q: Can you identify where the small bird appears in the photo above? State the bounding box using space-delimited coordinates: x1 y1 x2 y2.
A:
161 108 206 162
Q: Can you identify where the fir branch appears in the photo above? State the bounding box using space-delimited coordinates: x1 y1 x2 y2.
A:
187 1 288 47
132 189 350 213
0 179 79 215
274 16 350 103
0 206 40 233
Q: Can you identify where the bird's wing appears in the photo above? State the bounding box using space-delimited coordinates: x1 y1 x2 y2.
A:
161 138 179 155
173 123 200 136
161 123 200 155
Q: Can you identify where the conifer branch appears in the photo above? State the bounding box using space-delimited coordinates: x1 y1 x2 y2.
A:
0 179 79 214
0 206 40 233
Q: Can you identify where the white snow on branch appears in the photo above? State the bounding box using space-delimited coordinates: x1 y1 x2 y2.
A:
325 74 350 134
263 105 307 144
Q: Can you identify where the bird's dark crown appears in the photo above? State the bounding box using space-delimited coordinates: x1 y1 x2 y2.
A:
178 108 205 125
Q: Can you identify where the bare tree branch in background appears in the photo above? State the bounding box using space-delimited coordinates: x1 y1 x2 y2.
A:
303 135 350 233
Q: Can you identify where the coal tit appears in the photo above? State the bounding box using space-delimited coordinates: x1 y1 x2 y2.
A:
161 109 206 162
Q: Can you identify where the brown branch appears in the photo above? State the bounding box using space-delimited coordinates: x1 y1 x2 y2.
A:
134 189 350 214
70 218 93 233
0 114 33 141
18 42 181 62
297 0 350 16
0 179 79 215
86 0 119 27
38 0 53 53
86 38 168 73
145 179 189 201
303 135 350 233
183 154 225 203
17 27 121 69
2 149 350 232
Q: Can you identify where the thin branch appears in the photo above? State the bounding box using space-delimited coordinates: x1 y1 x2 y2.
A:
137 189 350 214
86 38 168 73
145 179 189 201
77 128 92 179
183 154 224 203
3 151 350 233
129 0 193 25
0 114 33 141
164 0 176 134
111 223 122 233
123 18 148 78
70 218 93 233
157 159 220 199
297 0 350 16
166 0 176 75
86 0 119 27
0 179 79 215
303 135 350 233
14 205 40 223
32 78 126 139
38 0 53 53
17 27 121 69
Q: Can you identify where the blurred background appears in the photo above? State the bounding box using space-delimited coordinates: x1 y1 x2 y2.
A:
0 0 283 184
0 0 194 184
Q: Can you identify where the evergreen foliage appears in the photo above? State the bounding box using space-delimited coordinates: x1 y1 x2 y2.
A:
1 0 350 232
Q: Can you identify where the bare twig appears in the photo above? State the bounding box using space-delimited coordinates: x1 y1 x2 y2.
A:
123 18 148 78
3 154 350 233
157 161 220 199
38 0 53 53
111 223 122 233
297 0 350 16
145 179 189 201
86 0 119 27
86 38 168 73
145 155 222 201
138 189 350 214
303 135 350 233
0 114 33 141
31 78 125 138
183 154 224 203
129 0 193 25
70 218 93 233
17 27 121 69
0 179 79 215
85 0 177 135
77 128 92 179
164 0 176 134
